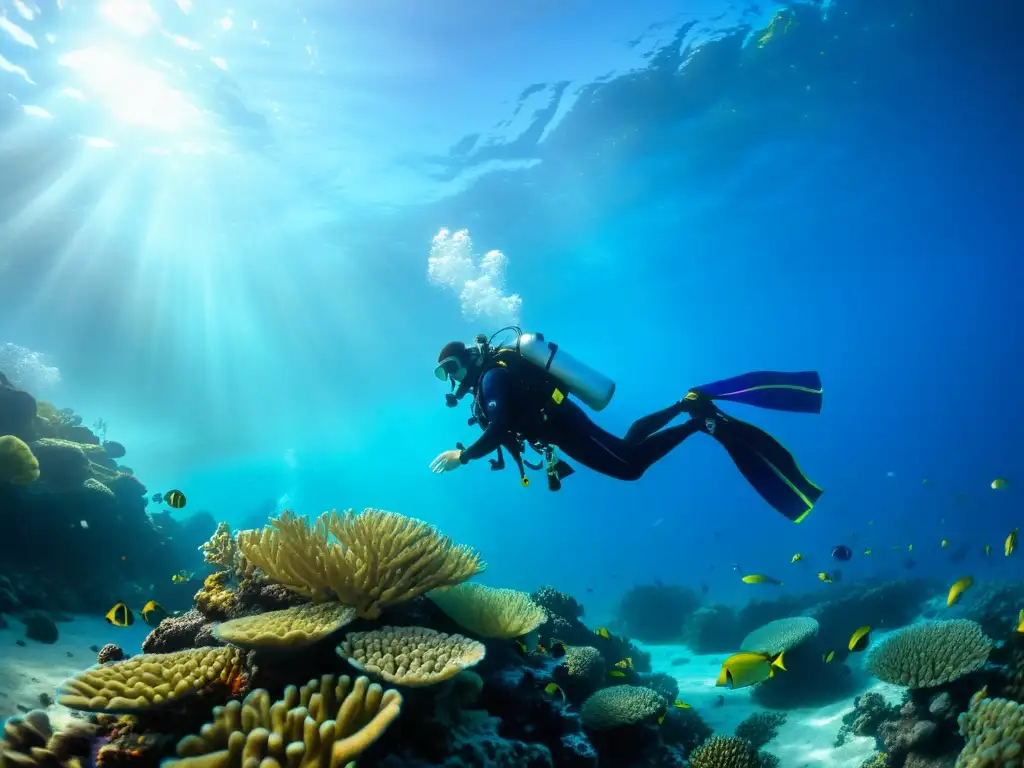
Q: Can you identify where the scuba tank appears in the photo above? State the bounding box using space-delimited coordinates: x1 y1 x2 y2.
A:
511 331 616 411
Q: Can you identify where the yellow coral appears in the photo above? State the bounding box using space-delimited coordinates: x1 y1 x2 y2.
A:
57 647 243 713
194 571 239 619
238 509 485 619
167 674 402 768
580 686 665 731
213 603 357 649
200 521 238 570
0 435 40 484
955 689 1024 766
0 709 98 768
867 620 992 688
741 617 819 654
564 646 604 680
689 735 760 768
338 626 485 687
427 583 546 639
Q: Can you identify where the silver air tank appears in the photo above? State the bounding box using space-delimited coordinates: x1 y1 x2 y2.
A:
517 332 616 411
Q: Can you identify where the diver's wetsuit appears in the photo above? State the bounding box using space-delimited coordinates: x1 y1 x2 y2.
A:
459 366 699 481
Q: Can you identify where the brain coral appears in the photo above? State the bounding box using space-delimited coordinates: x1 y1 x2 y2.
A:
427 583 546 639
741 617 819 654
580 685 665 731
689 735 760 768
0 435 40 484
867 620 992 688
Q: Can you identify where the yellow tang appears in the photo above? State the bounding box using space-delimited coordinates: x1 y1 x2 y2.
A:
947 576 974 607
673 700 691 709
1017 610 1024 634
164 489 187 509
543 683 566 703
595 627 611 639
791 553 803 563
823 650 835 663
992 478 1009 491
848 626 871 652
818 572 833 584
715 650 786 690
105 602 134 628
741 574 784 586
1006 529 1018 557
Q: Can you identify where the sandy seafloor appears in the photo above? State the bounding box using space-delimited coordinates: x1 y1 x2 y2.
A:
1 615 905 768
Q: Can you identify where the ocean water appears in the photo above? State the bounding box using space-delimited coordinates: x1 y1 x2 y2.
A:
0 0 1021 764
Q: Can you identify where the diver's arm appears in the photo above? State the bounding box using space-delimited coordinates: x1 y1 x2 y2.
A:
459 369 509 463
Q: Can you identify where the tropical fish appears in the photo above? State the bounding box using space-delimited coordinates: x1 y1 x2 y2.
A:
741 574 783 586
595 627 611 639
673 700 691 709
658 709 667 726
543 682 566 704
992 478 1009 491
947 576 974 607
984 544 992 556
908 544 914 552
608 670 627 679
1006 529 1018 557
171 570 193 584
848 626 871 652
105 602 134 628
818 572 834 584
715 651 786 690
164 489 187 509
614 658 634 670
823 650 835 663
151 492 163 504
831 545 852 561
791 553 803 563
863 549 872 556
141 600 168 627
941 539 950 548
1017 610 1024 634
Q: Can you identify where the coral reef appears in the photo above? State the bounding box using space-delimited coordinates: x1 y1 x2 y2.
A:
427 583 546 639
212 602 357 649
836 693 900 746
741 617 819 654
867 620 993 688
613 582 701 644
97 643 125 665
689 735 760 768
339 626 486 686
735 712 787 751
0 709 99 768
0 434 40 484
580 685 665 730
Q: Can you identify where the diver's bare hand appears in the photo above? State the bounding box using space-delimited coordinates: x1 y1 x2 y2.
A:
430 450 463 474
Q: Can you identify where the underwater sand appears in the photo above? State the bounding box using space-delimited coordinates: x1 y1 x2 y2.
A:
0 614 151 728
643 639 906 768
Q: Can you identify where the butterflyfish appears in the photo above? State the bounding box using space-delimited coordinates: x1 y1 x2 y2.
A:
848 626 871 652
141 600 168 627
715 651 786 690
164 489 187 509
818 572 834 584
595 627 611 639
105 602 134 628
947 576 974 607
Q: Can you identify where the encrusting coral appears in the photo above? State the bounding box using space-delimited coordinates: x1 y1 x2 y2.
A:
741 617 820 654
0 709 99 768
213 603 357 649
579 685 665 731
57 646 244 713
426 583 546 639
338 626 486 687
167 674 402 768
0 434 40 484
955 687 1024 766
867 620 993 688
237 509 485 619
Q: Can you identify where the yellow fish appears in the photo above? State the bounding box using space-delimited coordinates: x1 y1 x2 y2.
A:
658 709 667 726
1006 529 1018 557
741 574 784 586
984 544 992 556
818 572 834 584
673 700 691 709
823 650 835 663
863 549 872 556
992 478 1009 491
848 626 871 652
614 658 633 670
1017 610 1024 633
908 544 914 552
941 539 950 548
141 600 168 627
595 627 611 639
947 576 974 607
171 570 193 584
608 670 627 679
543 683 566 704
716 651 786 690
104 602 134 628
515 639 529 654
791 553 803 563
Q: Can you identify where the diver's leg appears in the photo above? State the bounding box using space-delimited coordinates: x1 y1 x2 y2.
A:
623 400 692 443
692 371 823 414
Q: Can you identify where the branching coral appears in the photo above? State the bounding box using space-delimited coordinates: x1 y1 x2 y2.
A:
579 686 665 731
238 509 485 619
57 647 244 713
213 603 357 649
689 735 761 768
0 435 40 484
735 712 787 751
741 617 819 654
427 583 546 639
199 522 239 571
338 626 486 687
167 674 402 768
867 620 992 688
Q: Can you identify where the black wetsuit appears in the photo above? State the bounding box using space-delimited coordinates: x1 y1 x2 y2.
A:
459 366 700 480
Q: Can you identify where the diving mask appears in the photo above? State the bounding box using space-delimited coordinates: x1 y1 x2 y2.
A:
434 356 467 383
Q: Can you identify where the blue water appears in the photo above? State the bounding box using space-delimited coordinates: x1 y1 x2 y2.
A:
1 0 1021 622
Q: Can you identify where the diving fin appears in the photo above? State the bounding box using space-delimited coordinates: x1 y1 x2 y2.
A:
692 371 822 414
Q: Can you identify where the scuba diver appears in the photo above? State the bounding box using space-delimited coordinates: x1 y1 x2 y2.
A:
429 328 824 522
